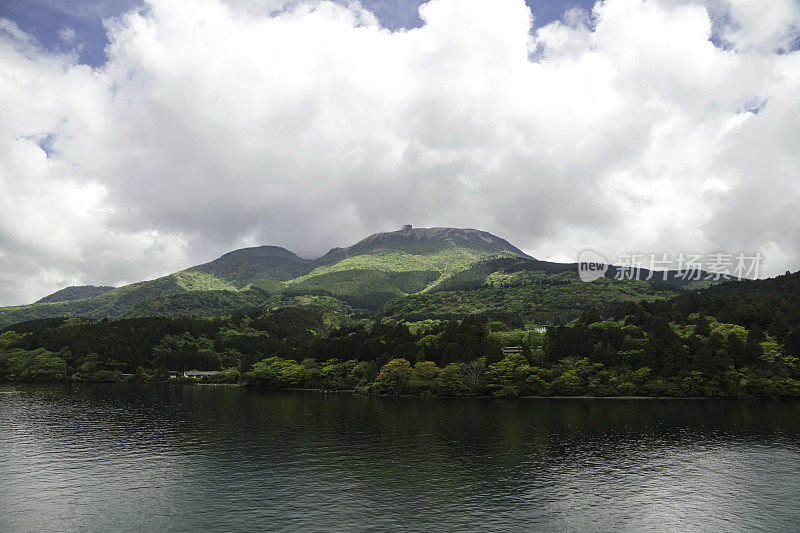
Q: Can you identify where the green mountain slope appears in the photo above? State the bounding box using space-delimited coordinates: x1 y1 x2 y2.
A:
0 227 531 326
284 269 441 310
379 255 721 325
187 245 316 287
0 226 718 328
0 275 186 326
36 285 116 303
381 266 686 326
0 245 310 327
121 289 355 327
307 227 528 276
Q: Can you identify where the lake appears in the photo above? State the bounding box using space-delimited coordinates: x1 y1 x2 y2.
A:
1 384 799 531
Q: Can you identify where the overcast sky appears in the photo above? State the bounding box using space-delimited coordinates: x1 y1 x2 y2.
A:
1 0 799 306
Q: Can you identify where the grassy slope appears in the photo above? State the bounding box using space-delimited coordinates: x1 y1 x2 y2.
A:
173 271 238 291
288 248 511 282
280 246 527 310
283 269 442 310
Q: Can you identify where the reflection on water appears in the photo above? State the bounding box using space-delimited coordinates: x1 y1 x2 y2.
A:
1 384 799 531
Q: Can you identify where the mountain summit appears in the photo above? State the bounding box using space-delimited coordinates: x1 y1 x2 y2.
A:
327 226 532 259
35 285 116 304
188 245 315 287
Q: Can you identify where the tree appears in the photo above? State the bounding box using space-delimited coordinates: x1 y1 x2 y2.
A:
579 307 602 324
410 361 441 394
437 364 468 396
694 315 711 337
460 357 487 393
370 358 413 395
785 327 800 357
486 353 530 397
550 370 582 395
728 334 748 368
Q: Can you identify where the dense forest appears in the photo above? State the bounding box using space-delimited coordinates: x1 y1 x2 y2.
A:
2 271 799 398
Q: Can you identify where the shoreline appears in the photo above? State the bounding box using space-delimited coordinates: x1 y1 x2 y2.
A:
243 386 793 401
2 381 797 400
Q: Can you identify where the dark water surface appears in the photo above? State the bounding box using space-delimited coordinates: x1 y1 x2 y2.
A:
1 384 799 531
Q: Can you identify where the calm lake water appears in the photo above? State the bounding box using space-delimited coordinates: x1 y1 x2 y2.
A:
1 384 800 531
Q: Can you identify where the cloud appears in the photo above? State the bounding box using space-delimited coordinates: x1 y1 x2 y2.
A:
0 0 798 305
58 27 76 43
707 0 800 52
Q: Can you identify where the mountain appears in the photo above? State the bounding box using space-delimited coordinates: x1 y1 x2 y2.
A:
277 227 533 308
187 246 316 287
320 227 530 260
0 226 715 328
36 285 116 303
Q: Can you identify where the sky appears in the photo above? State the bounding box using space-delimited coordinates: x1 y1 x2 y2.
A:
0 0 799 306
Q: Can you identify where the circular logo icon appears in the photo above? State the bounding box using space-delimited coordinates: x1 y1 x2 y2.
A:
577 249 609 282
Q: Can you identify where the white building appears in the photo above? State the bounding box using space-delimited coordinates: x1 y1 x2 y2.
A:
183 370 221 378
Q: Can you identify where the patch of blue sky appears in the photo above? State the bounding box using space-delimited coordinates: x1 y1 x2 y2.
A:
1 0 796 68
0 0 597 66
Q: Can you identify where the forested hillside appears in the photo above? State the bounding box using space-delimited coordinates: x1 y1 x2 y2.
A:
379 257 709 324
2 272 798 397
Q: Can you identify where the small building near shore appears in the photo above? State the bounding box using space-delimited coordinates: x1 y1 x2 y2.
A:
502 346 523 354
183 370 221 378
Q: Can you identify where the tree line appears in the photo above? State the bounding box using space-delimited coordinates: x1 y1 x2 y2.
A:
2 271 800 397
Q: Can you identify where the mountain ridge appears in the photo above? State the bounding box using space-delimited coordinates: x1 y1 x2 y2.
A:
35 285 116 304
320 227 532 261
4 226 529 325
0 226 715 328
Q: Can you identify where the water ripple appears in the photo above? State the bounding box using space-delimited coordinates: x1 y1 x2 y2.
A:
1 384 800 531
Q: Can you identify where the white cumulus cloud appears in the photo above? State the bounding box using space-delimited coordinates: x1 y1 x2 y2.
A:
0 0 799 305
